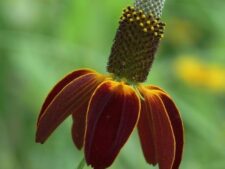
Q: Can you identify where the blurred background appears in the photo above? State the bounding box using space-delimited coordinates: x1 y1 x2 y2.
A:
1 0 225 169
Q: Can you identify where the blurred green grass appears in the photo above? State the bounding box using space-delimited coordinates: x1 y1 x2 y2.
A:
1 0 225 169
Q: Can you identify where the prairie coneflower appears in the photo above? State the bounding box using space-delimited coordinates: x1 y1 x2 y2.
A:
36 0 184 169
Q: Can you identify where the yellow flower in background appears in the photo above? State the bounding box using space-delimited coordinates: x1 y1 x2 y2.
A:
174 56 225 92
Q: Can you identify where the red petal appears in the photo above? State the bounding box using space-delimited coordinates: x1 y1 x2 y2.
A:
38 69 94 123
36 72 105 144
71 109 87 150
137 95 157 165
85 81 140 169
149 86 184 169
71 76 107 150
138 86 176 169
147 85 166 93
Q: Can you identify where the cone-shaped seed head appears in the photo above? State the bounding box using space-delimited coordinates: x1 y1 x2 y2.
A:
134 0 166 18
107 6 165 83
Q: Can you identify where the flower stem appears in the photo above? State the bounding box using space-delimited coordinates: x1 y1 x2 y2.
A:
76 157 86 169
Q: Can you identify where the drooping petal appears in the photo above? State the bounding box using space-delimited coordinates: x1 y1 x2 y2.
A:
85 81 140 169
36 72 105 144
147 85 166 93
38 69 94 123
137 94 157 165
138 86 176 169
71 74 108 150
149 86 184 169
71 102 87 149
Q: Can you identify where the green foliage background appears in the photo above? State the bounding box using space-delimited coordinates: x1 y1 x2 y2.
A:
0 0 225 169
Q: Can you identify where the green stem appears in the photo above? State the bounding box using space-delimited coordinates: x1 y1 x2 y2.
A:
76 157 86 169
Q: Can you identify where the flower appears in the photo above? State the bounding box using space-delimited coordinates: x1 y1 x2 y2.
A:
36 1 184 169
174 56 225 92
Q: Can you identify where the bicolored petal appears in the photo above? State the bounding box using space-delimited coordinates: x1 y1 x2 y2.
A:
71 74 108 150
85 81 140 169
36 72 106 144
148 86 184 169
38 69 94 123
138 86 176 169
137 92 157 165
71 107 87 150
